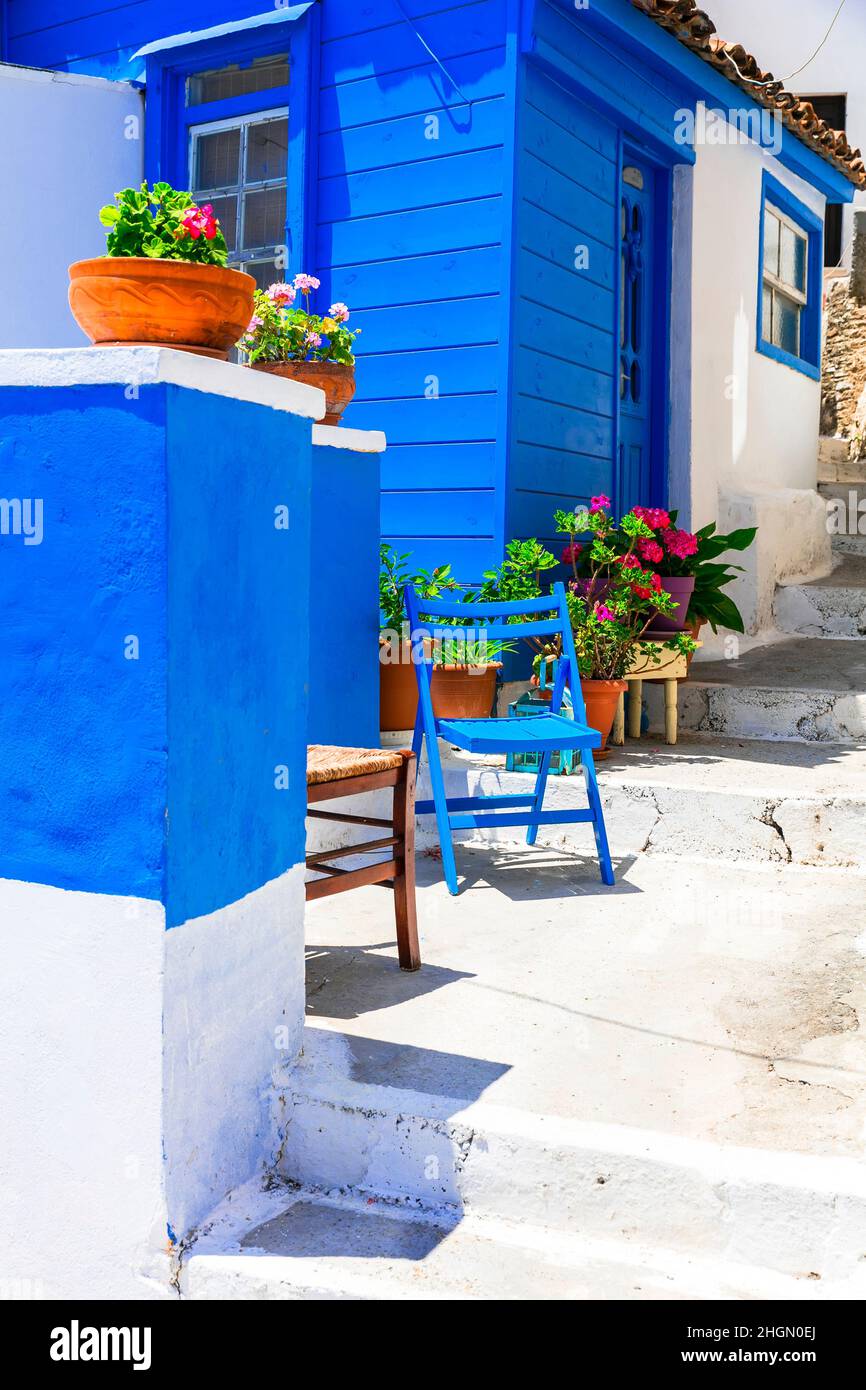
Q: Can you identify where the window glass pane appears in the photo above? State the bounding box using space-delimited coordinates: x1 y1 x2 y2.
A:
243 260 281 291
187 56 289 105
779 223 807 293
762 284 772 342
208 194 237 253
763 211 780 276
243 187 286 249
194 129 240 190
245 118 289 183
773 291 800 356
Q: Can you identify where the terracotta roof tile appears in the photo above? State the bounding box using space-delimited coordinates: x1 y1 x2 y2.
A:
630 0 865 187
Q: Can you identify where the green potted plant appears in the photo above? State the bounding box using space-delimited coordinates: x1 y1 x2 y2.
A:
239 276 361 424
68 182 254 359
549 499 695 749
685 521 758 640
378 544 518 730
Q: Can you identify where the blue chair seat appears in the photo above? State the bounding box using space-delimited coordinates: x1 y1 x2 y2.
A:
438 714 601 755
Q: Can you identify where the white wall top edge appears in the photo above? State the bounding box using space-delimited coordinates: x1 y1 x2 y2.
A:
0 347 327 420
0 62 140 93
312 424 387 453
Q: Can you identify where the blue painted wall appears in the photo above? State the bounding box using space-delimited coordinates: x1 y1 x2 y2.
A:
0 384 168 900
308 439 381 748
0 380 311 926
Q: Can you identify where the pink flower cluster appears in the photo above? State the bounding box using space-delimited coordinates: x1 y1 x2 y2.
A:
179 203 218 240
593 602 615 622
589 494 611 514
267 282 296 307
329 302 350 323
561 542 582 564
663 527 699 559
293 272 321 293
633 506 671 530
637 538 664 565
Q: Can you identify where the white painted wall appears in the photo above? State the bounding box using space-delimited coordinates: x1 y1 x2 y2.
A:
0 65 143 349
709 0 866 267
687 132 832 638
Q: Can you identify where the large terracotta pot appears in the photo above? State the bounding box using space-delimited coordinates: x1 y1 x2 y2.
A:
379 658 501 731
645 575 696 633
581 678 627 754
68 257 255 359
252 360 355 424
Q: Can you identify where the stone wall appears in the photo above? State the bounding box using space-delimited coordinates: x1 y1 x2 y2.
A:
821 272 866 450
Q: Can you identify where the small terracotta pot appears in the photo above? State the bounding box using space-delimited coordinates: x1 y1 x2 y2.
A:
379 657 501 731
252 360 355 424
68 257 255 359
581 678 627 755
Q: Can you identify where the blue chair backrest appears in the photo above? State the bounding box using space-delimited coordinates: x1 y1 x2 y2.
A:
403 580 587 723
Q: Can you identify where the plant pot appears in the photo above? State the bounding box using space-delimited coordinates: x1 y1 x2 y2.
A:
580 678 627 754
251 360 355 425
645 575 696 633
68 257 255 359
379 656 501 731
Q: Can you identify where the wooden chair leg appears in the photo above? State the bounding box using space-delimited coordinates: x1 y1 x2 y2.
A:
393 756 421 971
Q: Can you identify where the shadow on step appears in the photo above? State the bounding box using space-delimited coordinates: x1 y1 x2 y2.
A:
239 1199 456 1262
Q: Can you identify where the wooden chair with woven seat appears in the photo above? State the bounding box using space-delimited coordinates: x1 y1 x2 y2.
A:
305 744 420 971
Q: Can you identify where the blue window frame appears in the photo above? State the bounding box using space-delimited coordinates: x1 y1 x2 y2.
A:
756 172 823 380
142 10 316 287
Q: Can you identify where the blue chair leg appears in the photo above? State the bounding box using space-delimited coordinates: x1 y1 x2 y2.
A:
581 750 615 885
424 730 459 895
526 749 553 847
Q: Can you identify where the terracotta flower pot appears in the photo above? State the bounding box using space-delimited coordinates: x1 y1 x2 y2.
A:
580 678 627 754
68 257 255 359
379 657 501 731
251 360 355 425
645 575 696 633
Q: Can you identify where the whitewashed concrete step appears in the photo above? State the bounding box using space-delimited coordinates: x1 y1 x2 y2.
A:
833 532 866 557
427 737 866 869
183 1182 861 1301
268 1027 866 1285
775 553 866 637
671 637 866 743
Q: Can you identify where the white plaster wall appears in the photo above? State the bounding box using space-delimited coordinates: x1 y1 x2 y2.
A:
689 132 831 637
0 879 168 1300
709 0 866 267
163 865 307 1240
0 65 143 349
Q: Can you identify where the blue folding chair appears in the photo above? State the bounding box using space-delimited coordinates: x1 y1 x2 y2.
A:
404 581 615 895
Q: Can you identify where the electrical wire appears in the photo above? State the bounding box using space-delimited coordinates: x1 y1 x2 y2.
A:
392 0 471 106
721 0 847 89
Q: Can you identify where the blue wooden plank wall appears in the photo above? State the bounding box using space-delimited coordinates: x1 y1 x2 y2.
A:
317 0 513 584
510 57 618 556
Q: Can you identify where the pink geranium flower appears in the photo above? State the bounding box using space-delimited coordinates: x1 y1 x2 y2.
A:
561 542 582 564
180 203 218 241
594 603 615 622
589 494 611 513
663 527 699 559
633 506 671 531
305 331 323 348
293 273 321 293
329 302 350 323
638 538 664 565
267 283 296 306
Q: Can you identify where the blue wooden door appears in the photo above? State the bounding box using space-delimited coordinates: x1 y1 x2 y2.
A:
617 156 658 513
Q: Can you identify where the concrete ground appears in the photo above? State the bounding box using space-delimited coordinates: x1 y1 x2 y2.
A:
689 635 866 691
305 849 866 1158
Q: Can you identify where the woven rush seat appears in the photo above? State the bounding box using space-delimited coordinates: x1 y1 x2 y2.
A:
306 744 407 786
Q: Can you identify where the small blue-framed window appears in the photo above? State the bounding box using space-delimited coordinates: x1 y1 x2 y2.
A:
757 173 823 380
141 10 315 288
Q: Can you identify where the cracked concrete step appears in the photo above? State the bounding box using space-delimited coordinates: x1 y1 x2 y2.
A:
183 1183 861 1301
670 637 866 743
427 736 866 868
775 554 866 637
832 533 866 558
